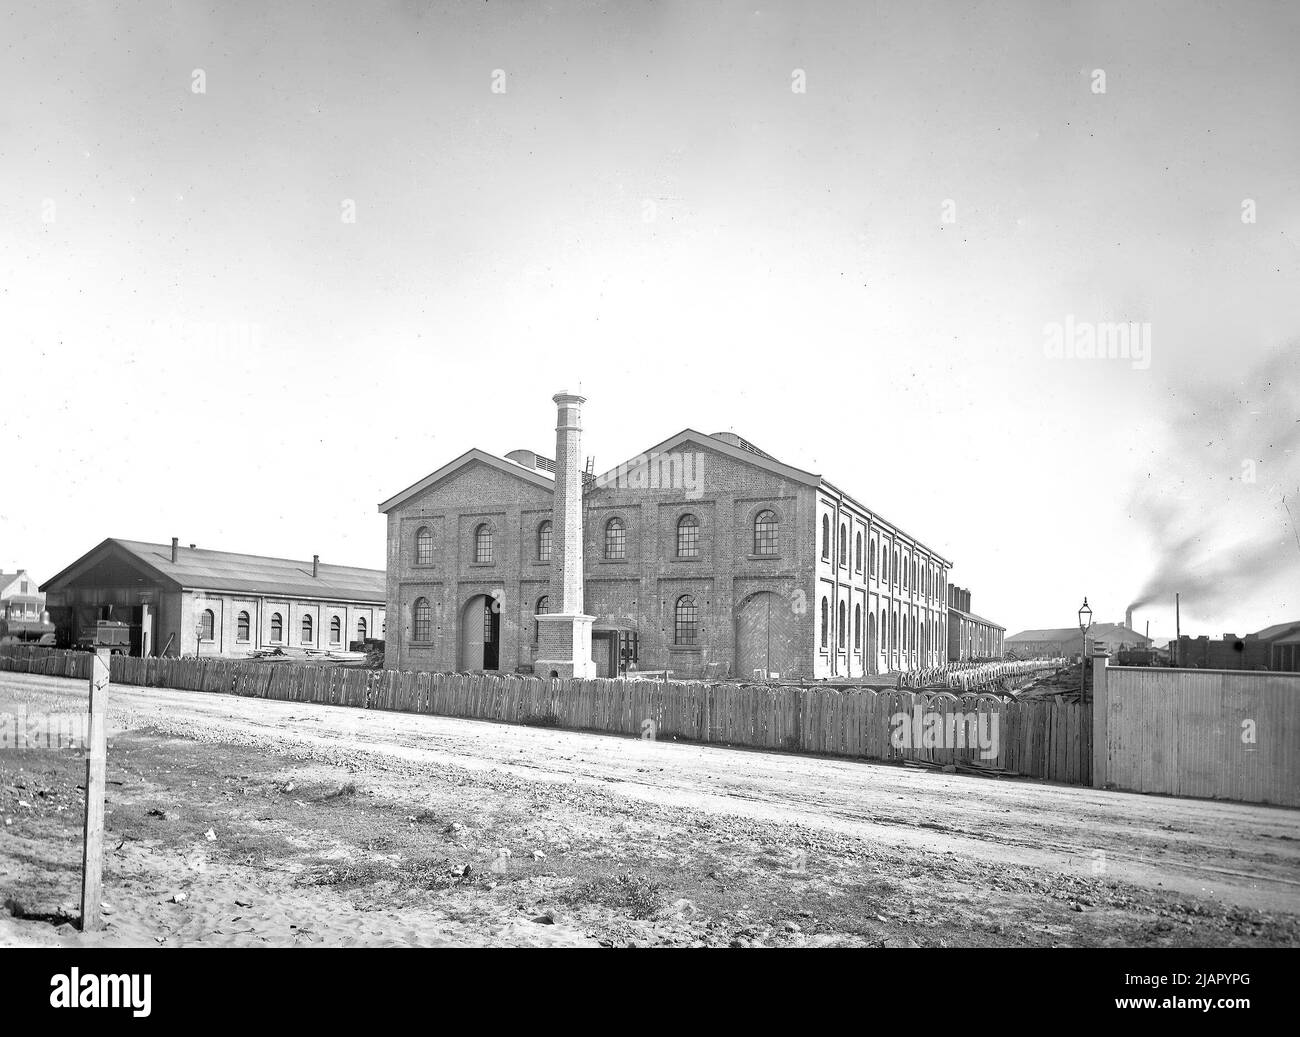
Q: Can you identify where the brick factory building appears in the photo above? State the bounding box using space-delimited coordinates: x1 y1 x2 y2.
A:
945 585 1005 661
1170 621 1300 671
380 392 953 680
41 538 385 658
1007 621 1151 660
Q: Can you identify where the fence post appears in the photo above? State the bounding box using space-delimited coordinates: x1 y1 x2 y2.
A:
1091 649 1109 789
80 647 110 931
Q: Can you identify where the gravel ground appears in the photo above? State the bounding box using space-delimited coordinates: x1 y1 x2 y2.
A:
2 671 1298 948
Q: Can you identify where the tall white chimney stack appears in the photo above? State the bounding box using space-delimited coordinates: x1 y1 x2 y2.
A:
534 391 596 679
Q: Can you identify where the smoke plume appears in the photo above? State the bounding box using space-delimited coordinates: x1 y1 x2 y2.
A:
1126 344 1300 619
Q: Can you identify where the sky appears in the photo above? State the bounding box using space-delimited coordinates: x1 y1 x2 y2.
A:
1 0 1298 640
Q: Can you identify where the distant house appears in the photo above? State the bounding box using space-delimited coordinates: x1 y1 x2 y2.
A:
41 538 385 658
0 569 45 623
1007 622 1151 659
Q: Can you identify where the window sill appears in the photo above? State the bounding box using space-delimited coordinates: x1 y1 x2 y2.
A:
468 562 495 568
746 553 781 562
599 557 629 564
670 556 702 563
669 645 703 653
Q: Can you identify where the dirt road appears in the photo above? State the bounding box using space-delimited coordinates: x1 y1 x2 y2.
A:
2 672 1298 947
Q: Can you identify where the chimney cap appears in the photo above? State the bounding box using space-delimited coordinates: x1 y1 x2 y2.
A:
552 391 586 405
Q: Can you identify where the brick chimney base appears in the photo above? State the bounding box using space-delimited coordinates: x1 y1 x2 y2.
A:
536 613 596 679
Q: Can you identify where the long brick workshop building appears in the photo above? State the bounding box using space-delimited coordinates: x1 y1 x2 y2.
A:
41 538 386 658
380 392 957 680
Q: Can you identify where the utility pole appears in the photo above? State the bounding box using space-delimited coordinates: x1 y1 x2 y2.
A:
1175 593 1181 667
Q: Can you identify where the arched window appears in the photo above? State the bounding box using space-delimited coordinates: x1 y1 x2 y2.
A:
537 521 552 562
412 598 432 642
605 517 626 559
236 611 250 642
821 515 830 560
855 532 862 572
674 595 698 645
676 514 699 558
474 523 493 564
754 510 778 555
838 601 846 648
854 604 861 650
301 614 313 644
838 524 847 567
415 526 434 565
820 598 828 648
891 610 898 649
357 616 368 641
271 612 283 642
868 610 876 653
893 549 899 585
870 539 877 577
330 616 342 644
534 595 549 643
200 609 215 641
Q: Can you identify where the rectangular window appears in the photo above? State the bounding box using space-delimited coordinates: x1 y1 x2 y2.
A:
677 519 699 558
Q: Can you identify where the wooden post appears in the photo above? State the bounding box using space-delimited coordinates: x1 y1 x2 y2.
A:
1091 649 1109 790
80 647 109 931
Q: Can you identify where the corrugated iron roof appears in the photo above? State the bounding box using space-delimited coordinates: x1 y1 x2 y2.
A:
948 607 1005 629
1008 623 1151 644
48 539 384 603
1251 620 1300 641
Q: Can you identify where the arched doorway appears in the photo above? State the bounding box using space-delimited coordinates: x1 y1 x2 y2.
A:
458 595 500 671
735 591 793 679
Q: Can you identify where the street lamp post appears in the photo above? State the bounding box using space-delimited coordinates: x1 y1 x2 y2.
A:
1078 597 1093 700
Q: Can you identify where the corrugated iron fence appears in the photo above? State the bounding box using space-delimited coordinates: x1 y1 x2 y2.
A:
1097 662 1300 807
0 645 1089 783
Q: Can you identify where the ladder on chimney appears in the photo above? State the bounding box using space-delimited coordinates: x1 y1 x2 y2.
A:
583 456 595 489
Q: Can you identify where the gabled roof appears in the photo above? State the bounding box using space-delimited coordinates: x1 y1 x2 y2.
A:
1008 623 1151 645
1251 620 1300 641
592 429 822 490
1007 627 1080 642
949 607 1004 630
379 448 554 514
42 539 385 602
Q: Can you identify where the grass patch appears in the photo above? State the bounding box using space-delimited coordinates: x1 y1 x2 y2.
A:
297 854 481 893
565 873 665 919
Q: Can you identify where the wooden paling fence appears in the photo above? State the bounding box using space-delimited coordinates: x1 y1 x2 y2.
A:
0 645 1089 784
